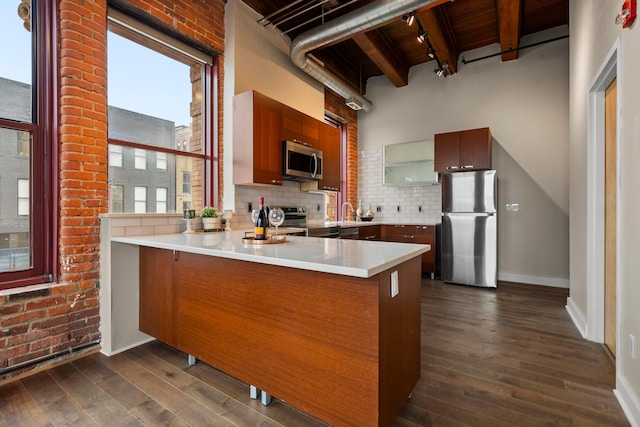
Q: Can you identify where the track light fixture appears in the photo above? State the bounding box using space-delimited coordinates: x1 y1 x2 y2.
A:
402 12 415 26
417 29 426 43
427 47 435 59
415 20 448 78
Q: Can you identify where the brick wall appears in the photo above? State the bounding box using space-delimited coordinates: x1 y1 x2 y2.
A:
1 0 225 380
325 88 358 206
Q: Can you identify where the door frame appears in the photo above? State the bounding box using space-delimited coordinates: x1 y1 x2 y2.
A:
586 39 620 363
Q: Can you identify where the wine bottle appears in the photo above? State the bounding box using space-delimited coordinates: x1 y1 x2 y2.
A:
254 197 268 240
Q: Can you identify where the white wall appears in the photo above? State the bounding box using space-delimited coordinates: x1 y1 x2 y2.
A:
359 27 570 286
569 1 640 424
223 0 327 212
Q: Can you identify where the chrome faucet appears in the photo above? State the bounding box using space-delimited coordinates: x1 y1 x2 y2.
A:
341 202 355 223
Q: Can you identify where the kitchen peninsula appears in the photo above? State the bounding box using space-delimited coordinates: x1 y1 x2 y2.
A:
109 231 429 427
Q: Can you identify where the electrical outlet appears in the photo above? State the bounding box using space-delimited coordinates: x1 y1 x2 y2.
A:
248 202 253 212
418 206 422 212
396 205 401 212
376 206 382 212
391 271 399 298
506 203 520 212
317 204 320 211
630 334 636 360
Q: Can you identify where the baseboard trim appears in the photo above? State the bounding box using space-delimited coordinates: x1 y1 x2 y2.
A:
498 272 569 288
565 297 588 339
615 375 640 427
100 336 155 357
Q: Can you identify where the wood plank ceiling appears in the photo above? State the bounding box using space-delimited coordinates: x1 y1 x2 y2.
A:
240 0 569 95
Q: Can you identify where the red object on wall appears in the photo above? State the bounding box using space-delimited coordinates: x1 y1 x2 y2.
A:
617 0 637 28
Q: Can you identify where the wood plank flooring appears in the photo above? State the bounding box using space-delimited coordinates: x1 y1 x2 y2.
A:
0 280 630 426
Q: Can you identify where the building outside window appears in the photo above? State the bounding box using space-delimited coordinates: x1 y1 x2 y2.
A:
17 130 29 157
134 186 147 213
182 171 191 194
107 9 216 214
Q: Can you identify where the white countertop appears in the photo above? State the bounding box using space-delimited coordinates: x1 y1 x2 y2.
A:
111 230 429 278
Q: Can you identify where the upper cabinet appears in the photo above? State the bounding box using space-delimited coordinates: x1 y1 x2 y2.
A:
434 127 492 173
234 90 341 190
383 140 437 186
233 90 283 186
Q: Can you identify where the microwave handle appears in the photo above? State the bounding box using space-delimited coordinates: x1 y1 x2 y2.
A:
311 153 318 178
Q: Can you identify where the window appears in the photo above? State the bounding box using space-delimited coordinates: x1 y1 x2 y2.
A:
107 9 216 214
182 172 191 194
134 186 147 213
110 184 124 213
156 187 168 213
109 145 123 167
157 152 167 170
17 179 29 216
134 148 146 170
17 131 29 157
1 1 55 288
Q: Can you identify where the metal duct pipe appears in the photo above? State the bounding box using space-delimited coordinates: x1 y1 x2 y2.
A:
290 0 442 112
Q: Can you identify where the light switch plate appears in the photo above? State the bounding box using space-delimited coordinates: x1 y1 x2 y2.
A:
391 271 399 298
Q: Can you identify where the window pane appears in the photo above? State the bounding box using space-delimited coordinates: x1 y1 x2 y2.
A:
134 186 146 213
157 152 167 170
110 184 124 213
107 31 203 154
156 187 167 213
0 1 33 123
134 148 146 170
17 178 29 216
109 145 123 167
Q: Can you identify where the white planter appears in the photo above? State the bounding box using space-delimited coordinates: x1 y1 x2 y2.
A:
202 217 221 230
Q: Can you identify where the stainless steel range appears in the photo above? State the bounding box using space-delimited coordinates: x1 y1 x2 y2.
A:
275 206 308 229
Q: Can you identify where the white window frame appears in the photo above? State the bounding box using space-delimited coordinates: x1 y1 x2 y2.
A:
109 145 123 167
17 179 29 216
134 148 146 170
134 186 147 213
156 187 168 213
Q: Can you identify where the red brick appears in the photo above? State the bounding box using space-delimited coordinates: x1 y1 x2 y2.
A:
1 310 47 328
0 304 23 316
25 296 67 311
7 328 50 347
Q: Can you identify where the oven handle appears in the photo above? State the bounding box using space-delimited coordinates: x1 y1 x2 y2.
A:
311 153 318 178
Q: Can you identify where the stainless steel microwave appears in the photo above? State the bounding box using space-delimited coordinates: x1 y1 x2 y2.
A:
283 140 323 181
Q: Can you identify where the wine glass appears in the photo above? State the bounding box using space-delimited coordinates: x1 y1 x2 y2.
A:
269 208 285 237
250 209 258 225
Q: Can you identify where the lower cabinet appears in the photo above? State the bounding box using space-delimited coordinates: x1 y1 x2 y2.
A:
381 224 436 275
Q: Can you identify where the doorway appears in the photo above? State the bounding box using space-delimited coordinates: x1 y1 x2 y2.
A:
604 78 617 357
586 40 619 354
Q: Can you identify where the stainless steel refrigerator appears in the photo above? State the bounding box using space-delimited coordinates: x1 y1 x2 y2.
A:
441 170 497 288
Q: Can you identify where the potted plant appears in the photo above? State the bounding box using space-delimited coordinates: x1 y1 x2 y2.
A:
200 206 221 230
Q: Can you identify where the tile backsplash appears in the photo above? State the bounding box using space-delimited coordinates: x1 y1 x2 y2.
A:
358 147 442 224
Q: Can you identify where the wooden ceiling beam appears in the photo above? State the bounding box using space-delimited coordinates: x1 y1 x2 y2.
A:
497 0 522 61
352 30 409 88
416 6 459 75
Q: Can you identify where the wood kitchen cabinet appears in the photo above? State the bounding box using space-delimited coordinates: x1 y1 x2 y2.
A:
434 127 492 173
358 224 381 241
300 122 341 192
233 90 283 186
382 224 436 275
139 246 177 347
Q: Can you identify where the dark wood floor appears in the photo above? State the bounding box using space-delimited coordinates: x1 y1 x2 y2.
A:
0 280 630 426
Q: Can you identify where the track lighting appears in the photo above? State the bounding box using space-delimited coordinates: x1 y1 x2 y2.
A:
402 13 415 26
417 29 426 43
427 47 435 59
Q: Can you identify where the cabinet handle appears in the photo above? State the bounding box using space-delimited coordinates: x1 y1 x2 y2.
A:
394 225 405 228
271 179 282 184
446 166 459 170
462 165 474 169
403 235 415 239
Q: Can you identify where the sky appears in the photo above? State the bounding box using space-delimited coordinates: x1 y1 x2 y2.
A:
0 3 192 127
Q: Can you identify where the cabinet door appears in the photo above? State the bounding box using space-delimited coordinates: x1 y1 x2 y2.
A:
434 131 460 173
415 225 436 273
317 124 341 191
459 127 491 170
139 247 177 347
382 224 416 243
253 93 283 185
358 225 380 241
282 104 302 143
